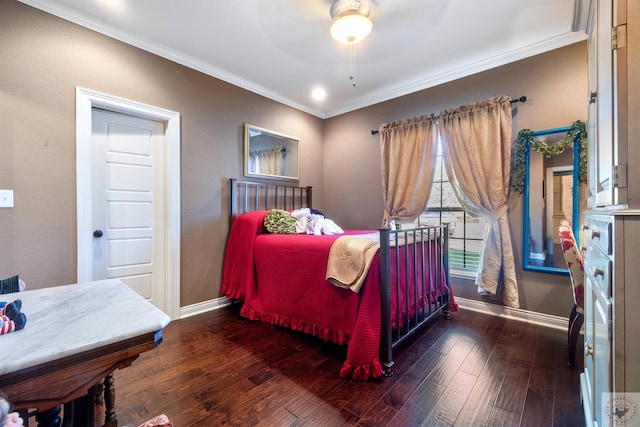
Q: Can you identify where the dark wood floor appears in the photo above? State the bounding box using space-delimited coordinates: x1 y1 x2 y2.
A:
108 305 585 427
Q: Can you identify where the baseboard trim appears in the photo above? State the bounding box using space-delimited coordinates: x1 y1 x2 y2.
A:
178 296 568 331
455 297 568 331
179 296 231 319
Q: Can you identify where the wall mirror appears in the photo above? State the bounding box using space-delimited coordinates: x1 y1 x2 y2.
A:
244 123 299 181
520 125 585 275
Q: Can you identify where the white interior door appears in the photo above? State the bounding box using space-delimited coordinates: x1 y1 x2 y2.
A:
91 108 166 311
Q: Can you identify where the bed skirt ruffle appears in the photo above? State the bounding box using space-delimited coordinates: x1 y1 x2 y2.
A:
241 306 385 380
240 306 352 346
339 359 383 381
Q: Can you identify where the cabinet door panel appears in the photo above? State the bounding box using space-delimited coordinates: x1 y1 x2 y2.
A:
593 284 612 427
596 0 615 207
583 273 596 424
587 0 599 207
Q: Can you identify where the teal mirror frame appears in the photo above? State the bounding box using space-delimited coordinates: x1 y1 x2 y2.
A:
522 126 581 275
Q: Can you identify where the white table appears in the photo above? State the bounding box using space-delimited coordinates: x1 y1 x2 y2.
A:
0 279 171 426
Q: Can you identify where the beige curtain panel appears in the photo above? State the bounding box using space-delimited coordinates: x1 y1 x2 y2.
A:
379 115 438 227
439 95 519 308
250 146 284 176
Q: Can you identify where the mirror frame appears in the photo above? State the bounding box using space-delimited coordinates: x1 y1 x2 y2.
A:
243 123 300 181
522 126 581 275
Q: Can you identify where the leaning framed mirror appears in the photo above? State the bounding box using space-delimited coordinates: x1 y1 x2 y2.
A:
244 123 300 181
515 122 586 274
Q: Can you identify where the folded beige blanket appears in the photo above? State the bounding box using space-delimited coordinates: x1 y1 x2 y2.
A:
326 233 380 293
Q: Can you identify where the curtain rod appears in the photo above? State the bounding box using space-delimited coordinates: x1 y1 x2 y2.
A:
371 96 527 135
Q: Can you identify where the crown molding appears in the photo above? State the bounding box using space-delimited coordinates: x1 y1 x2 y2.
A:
19 0 588 120
17 0 323 117
323 31 588 118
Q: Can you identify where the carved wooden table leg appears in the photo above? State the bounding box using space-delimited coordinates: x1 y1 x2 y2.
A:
103 374 118 427
93 381 105 405
35 406 61 427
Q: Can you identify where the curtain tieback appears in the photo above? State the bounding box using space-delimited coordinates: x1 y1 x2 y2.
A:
488 204 509 224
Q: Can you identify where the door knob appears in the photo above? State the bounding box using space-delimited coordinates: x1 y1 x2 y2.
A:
585 344 594 357
93 230 104 238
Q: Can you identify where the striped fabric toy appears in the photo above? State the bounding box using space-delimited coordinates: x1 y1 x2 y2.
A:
0 300 26 335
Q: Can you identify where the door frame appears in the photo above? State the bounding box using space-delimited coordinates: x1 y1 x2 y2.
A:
75 87 181 320
545 164 573 253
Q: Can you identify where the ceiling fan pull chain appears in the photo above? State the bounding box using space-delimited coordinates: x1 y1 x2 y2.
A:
350 45 356 87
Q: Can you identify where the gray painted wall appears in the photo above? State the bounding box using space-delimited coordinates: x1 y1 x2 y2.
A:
1 0 587 316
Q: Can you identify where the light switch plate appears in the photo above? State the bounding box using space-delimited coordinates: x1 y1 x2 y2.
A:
0 189 15 208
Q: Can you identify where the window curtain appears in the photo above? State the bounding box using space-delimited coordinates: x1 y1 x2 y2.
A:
250 146 285 175
379 115 438 227
439 96 519 308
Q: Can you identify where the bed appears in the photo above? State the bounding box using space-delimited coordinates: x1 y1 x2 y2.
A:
221 179 457 380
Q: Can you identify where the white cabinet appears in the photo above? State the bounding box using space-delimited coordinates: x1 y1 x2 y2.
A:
580 0 640 425
584 0 640 209
581 211 640 427
581 213 612 426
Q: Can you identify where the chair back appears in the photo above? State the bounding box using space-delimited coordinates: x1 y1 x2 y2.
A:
0 275 25 294
558 221 584 312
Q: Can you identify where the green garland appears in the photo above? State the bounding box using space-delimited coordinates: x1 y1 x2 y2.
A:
511 120 587 195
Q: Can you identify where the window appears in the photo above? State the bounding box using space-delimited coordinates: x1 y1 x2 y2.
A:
418 140 489 277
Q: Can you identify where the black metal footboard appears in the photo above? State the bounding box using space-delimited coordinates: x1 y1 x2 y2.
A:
378 225 451 376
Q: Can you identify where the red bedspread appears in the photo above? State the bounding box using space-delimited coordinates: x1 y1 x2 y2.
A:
221 210 456 380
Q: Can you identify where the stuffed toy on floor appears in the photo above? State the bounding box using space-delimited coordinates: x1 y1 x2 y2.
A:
0 395 24 427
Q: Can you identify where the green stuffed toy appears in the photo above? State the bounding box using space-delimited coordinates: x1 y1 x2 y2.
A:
263 209 297 234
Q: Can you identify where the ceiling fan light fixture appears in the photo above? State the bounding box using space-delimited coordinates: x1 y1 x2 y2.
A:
329 0 373 44
330 13 373 44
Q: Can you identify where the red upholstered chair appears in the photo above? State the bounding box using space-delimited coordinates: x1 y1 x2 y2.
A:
558 220 585 367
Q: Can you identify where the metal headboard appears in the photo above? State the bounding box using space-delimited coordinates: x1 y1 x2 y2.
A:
228 179 312 228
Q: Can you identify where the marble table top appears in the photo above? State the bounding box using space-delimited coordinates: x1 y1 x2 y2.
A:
0 279 171 376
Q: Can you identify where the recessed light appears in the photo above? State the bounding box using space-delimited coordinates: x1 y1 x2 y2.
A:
97 0 125 13
311 87 327 102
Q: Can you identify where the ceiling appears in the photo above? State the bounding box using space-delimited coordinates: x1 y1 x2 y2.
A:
19 0 586 118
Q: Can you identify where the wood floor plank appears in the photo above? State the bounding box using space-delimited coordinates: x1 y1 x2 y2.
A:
519 364 555 427
338 378 393 419
220 374 305 425
105 306 584 427
492 357 532 416
456 317 504 377
486 406 523 427
254 407 298 426
386 379 445 427
459 340 496 377
382 349 446 410
425 337 475 387
553 336 585 427
454 353 511 426
532 328 563 370
420 370 478 426
358 400 399 427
